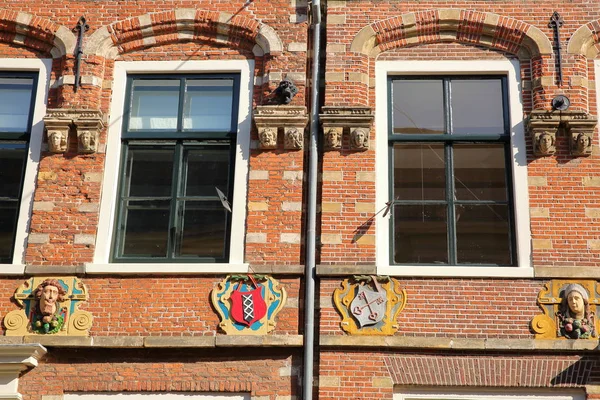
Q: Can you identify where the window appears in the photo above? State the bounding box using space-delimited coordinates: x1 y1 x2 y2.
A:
0 73 37 264
389 76 514 266
111 74 240 263
395 390 584 400
375 60 531 277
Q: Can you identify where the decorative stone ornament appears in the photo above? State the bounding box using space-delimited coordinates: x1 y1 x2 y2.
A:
43 109 104 154
4 276 92 336
324 127 342 149
274 79 299 104
333 275 407 335
253 106 308 151
531 279 599 339
528 109 597 157
534 131 556 156
258 127 278 149
320 106 374 151
284 127 303 150
211 275 287 335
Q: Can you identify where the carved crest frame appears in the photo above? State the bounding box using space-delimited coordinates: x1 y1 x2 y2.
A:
333 276 407 335
531 279 600 339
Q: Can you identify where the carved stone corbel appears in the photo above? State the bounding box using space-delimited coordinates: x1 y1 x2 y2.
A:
253 106 308 151
43 113 70 153
528 110 597 157
319 106 374 151
43 109 104 154
567 115 596 156
528 110 559 156
74 111 104 154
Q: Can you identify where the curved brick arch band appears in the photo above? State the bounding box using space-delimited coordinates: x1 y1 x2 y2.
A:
84 8 283 59
351 9 552 59
568 21 600 58
0 9 76 58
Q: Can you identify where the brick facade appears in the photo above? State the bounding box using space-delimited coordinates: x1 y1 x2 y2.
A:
0 0 599 399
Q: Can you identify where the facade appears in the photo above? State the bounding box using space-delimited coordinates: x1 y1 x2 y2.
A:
0 1 599 400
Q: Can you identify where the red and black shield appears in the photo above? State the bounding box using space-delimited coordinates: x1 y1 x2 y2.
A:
230 283 267 327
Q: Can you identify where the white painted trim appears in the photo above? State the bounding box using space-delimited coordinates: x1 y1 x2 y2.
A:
595 61 600 141
395 389 584 400
375 60 532 278
94 60 253 272
85 263 249 275
65 394 249 400
0 265 26 276
0 59 51 268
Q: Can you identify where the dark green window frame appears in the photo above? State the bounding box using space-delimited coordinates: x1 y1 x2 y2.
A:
0 72 38 264
112 74 240 263
388 75 516 266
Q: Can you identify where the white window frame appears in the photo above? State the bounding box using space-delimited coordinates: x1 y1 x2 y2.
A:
0 58 51 274
395 389 584 400
90 60 253 274
375 59 532 278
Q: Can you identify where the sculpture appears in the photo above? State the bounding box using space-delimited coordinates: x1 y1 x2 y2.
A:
571 132 592 156
274 79 298 104
350 128 369 150
284 127 303 150
77 130 97 153
32 279 67 334
535 132 556 156
557 283 596 339
47 130 68 153
258 127 277 149
325 127 342 149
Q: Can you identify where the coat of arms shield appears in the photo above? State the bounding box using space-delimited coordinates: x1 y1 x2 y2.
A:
350 285 387 327
230 285 267 327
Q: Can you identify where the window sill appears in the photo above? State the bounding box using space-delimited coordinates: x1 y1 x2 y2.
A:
0 264 26 275
85 263 249 275
377 265 533 278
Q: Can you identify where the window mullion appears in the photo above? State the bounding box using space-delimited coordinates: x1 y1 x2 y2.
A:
177 78 185 132
168 142 184 259
444 79 457 265
114 144 132 259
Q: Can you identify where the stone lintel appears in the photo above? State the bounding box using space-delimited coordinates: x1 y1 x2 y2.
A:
250 264 305 275
254 106 309 128
319 106 374 128
534 266 600 278
319 335 599 351
24 265 86 275
316 264 377 276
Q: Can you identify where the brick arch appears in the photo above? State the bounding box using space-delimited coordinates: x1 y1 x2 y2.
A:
351 9 552 59
0 9 76 57
568 20 600 58
84 8 283 59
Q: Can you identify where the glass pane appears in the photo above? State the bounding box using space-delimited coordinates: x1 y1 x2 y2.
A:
129 80 179 130
125 146 174 197
178 200 227 258
393 143 445 200
0 201 18 262
0 146 27 199
0 78 33 132
121 200 170 257
451 79 505 135
183 145 230 197
456 204 512 264
394 204 447 264
453 143 508 201
392 80 444 134
183 80 234 131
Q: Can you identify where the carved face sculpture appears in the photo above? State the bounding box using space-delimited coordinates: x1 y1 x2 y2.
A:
567 290 586 319
79 131 93 150
351 128 367 149
35 279 66 316
576 133 591 153
285 128 302 149
326 128 342 148
259 128 277 148
538 133 555 154
48 131 65 152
